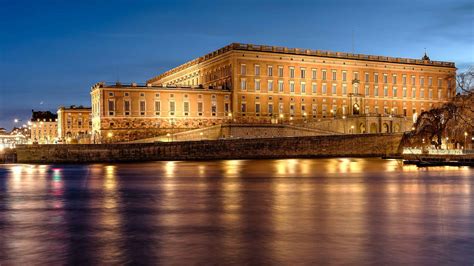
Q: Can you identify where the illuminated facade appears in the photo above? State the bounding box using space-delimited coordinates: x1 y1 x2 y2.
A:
92 43 456 142
57 106 92 143
30 111 58 144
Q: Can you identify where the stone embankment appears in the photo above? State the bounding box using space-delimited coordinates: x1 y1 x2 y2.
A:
15 133 403 163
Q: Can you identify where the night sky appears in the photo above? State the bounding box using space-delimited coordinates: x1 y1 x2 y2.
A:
0 0 473 130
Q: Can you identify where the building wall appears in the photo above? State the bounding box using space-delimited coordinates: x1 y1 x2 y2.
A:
57 107 92 143
92 43 456 143
148 43 456 123
91 83 232 142
30 121 57 144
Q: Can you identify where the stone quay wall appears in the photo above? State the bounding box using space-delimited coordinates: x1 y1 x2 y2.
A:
15 133 403 163
131 124 334 143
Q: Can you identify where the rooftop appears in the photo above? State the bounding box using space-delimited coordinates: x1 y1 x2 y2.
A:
31 110 57 121
91 82 231 92
148 43 456 83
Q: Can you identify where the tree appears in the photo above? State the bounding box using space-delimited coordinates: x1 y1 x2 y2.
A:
406 68 474 148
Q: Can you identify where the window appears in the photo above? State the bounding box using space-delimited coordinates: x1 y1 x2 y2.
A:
124 100 131 115
241 64 246 75
108 92 114 97
211 103 217 116
255 65 260 76
429 89 433 99
332 84 337 94
312 83 317 94
437 78 442 87
183 102 189 116
278 80 284 92
354 72 359 81
198 102 203 116
241 103 246 113
342 71 347 82
279 103 284 113
140 92 145 97
240 79 247 90
374 73 379 83
392 87 397 98
332 70 337 81
365 85 369 96
255 103 261 115
322 70 327 81
384 86 388 97
301 82 306 94
140 100 146 116
255 79 261 91
290 104 295 115
268 103 273 114
267 65 273 76
420 88 425 98
412 88 416 98
411 76 416 86
290 81 295 93
420 77 425 86
312 104 317 117
343 84 347 95
438 89 442 99
383 74 388 84
402 75 407 85
169 101 175 116
108 99 115 116
403 87 407 98
312 69 317 80
428 77 432 86
278 66 284 77
224 102 230 114
322 83 327 94
365 72 369 83
154 101 160 116
392 75 397 84
289 67 295 78
301 68 306 78
268 80 274 92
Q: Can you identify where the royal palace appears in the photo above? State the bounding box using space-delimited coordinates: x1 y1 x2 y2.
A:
90 43 456 143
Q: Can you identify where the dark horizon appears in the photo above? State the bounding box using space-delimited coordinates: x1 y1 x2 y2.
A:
1 0 473 130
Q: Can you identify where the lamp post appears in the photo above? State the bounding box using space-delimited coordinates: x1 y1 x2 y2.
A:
166 133 171 142
279 113 284 124
446 137 449 150
199 132 203 141
465 132 468 151
350 125 354 134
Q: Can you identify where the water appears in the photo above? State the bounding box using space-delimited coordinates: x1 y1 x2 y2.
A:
0 158 473 265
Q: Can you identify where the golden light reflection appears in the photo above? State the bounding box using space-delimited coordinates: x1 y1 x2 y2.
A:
165 161 176 178
223 160 243 177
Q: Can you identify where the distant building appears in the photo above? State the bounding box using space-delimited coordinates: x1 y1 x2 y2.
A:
30 110 58 144
57 106 92 144
91 43 457 142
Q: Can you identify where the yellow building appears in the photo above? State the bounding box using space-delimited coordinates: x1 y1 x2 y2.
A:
30 110 58 144
57 106 92 143
92 43 456 142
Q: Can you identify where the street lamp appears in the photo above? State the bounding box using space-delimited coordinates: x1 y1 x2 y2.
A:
166 133 171 142
465 132 468 150
199 132 203 141
446 137 449 150
351 125 354 134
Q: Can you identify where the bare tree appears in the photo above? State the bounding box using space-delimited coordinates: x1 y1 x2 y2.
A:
406 68 474 148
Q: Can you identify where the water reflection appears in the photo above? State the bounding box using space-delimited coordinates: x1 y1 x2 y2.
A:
0 159 473 265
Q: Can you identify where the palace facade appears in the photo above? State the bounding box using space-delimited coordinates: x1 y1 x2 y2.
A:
92 43 456 142
57 106 92 143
